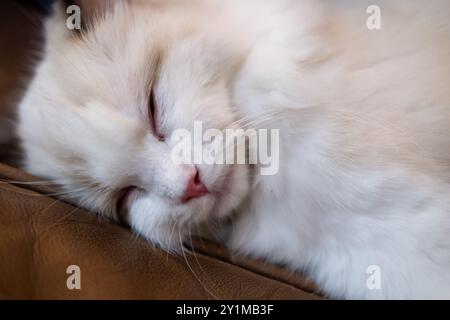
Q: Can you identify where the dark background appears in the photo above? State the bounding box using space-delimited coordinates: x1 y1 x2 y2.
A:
0 1 48 164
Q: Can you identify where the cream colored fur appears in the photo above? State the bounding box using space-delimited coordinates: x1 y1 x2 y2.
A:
18 0 450 298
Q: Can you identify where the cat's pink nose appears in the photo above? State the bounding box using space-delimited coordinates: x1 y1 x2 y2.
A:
181 169 209 203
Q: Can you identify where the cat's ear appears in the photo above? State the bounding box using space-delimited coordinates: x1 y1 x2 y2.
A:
62 0 116 32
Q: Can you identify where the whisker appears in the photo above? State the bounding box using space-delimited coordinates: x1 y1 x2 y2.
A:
165 222 178 263
188 225 209 278
178 230 219 300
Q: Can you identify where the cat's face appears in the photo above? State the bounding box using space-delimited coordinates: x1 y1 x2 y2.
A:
19 0 250 249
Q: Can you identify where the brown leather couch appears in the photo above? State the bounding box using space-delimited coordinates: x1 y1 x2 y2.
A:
0 1 320 300
0 163 320 299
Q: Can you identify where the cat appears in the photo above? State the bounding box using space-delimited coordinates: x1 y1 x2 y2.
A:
17 0 450 299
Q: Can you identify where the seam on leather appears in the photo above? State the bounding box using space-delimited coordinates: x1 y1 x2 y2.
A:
185 248 321 298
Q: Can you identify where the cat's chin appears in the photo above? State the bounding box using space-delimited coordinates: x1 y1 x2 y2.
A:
125 164 250 251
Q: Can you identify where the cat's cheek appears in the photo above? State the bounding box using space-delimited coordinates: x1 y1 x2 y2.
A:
126 195 182 250
210 164 251 219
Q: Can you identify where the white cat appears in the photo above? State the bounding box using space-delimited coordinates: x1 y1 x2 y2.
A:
18 0 450 299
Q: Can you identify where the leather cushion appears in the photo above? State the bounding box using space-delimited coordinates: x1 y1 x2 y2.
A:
0 163 320 299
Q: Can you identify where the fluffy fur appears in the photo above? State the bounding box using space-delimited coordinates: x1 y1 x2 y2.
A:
18 0 450 299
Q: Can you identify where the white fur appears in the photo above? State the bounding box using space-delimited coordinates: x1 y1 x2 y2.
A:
18 0 450 298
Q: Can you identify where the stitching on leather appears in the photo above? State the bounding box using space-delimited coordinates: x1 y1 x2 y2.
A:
185 248 321 298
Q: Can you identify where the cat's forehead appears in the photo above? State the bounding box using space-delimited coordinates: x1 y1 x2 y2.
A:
63 2 239 78
80 1 216 48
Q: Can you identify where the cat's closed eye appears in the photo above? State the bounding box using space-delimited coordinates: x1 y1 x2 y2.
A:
148 90 164 141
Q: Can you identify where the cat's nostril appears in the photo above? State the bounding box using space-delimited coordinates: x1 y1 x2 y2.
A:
181 169 209 203
157 133 166 142
194 170 201 184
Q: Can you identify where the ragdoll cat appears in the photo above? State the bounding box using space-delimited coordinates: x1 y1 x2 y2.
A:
17 0 450 299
